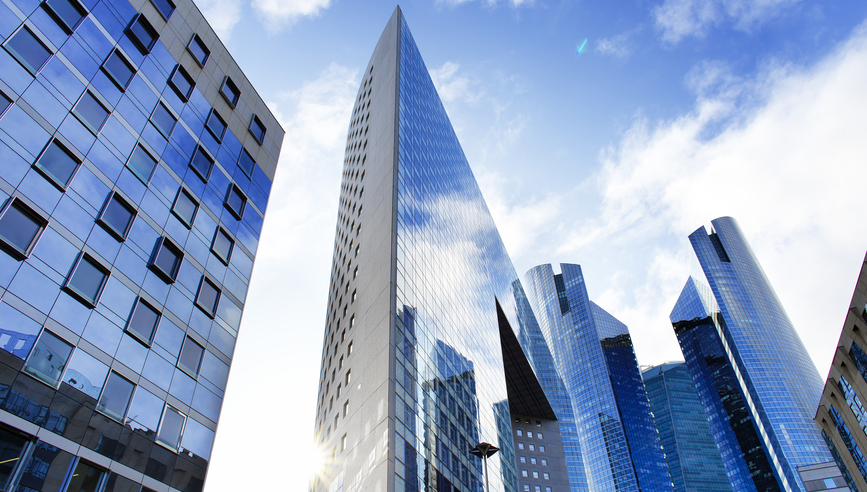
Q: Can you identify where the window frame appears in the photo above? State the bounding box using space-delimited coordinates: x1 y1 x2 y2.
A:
0 197 48 261
150 0 175 21
125 144 158 184
126 13 158 55
219 75 240 107
249 114 266 144
62 252 111 308
3 25 52 76
237 147 255 177
22 330 73 389
168 64 195 102
125 297 160 346
150 101 177 138
187 33 209 67
96 191 136 241
155 404 186 451
33 139 81 191
205 109 227 142
148 236 183 283
177 336 204 377
171 187 198 228
102 49 136 91
96 371 136 422
188 146 214 182
210 227 234 265
194 276 221 318
42 0 87 35
223 184 246 220
72 90 110 136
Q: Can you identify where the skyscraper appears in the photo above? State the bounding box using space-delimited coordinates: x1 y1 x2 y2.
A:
641 362 732 492
0 0 282 489
670 217 834 492
523 263 674 492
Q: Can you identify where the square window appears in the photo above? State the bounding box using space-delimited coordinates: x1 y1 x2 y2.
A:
224 184 246 220
249 114 266 144
172 188 198 228
517 429 522 436
157 405 185 450
73 91 109 135
127 14 157 54
189 146 213 182
63 253 110 308
149 236 183 283
519 456 526 463
150 102 176 138
97 372 135 421
187 34 209 67
237 147 255 177
97 192 135 241
206 109 227 142
530 458 536 465
178 337 204 376
195 276 220 318
0 198 48 260
126 297 159 344
43 0 86 34
34 140 80 190
102 50 135 91
151 0 175 20
23 330 73 387
168 64 194 102
4 27 52 75
220 76 240 107
126 145 157 184
211 227 233 264
529 444 535 451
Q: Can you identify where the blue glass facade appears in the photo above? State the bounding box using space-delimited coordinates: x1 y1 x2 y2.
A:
0 0 282 489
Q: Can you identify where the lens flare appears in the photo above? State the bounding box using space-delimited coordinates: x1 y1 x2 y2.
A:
577 38 588 55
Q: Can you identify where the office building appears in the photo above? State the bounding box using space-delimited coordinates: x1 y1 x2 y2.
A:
0 0 283 489
524 263 674 492
670 217 834 492
641 362 732 492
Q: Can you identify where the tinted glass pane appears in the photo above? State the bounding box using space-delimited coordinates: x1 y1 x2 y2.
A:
0 428 28 489
152 0 175 19
238 148 255 176
250 115 266 142
45 0 85 32
101 195 134 239
97 372 134 421
128 299 159 342
206 111 226 140
5 28 51 74
0 93 10 114
212 229 232 263
23 331 73 386
196 278 219 315
129 16 156 53
170 66 193 100
221 77 239 105
225 186 245 217
104 51 135 89
127 146 157 183
154 241 179 278
0 201 42 255
151 103 176 137
173 191 197 226
188 35 208 66
66 460 105 492
69 256 107 304
157 406 185 449
178 338 203 375
74 92 109 134
190 148 213 180
35 140 79 187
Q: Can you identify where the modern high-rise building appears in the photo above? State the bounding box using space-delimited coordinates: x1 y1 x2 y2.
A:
0 0 283 489
641 362 732 492
523 263 674 492
670 217 834 492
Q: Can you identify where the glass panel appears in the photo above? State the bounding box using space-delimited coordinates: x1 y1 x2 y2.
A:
237 148 255 177
205 110 225 141
178 338 203 375
211 228 232 263
63 348 108 399
5 27 51 75
0 427 29 490
150 103 176 138
195 278 219 316
103 50 135 90
188 34 208 66
173 190 197 227
44 0 86 33
99 193 135 240
66 460 106 492
151 0 175 19
153 238 180 280
67 255 108 306
23 330 73 386
169 65 194 101
127 298 160 343
221 77 239 106
126 145 157 183
225 186 245 218
35 140 80 188
189 147 213 181
73 91 109 134
0 200 44 258
16 442 73 492
128 15 156 54
97 372 135 421
156 405 185 450
0 92 10 115
249 114 266 143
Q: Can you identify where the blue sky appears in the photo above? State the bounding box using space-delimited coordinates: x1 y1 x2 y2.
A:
199 0 867 490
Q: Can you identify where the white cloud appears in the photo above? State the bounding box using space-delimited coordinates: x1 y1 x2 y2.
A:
195 0 242 38
597 31 636 59
252 0 332 32
430 62 481 104
653 0 800 44
434 0 534 8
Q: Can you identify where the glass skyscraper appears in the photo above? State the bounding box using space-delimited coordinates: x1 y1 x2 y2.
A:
670 217 834 492
0 0 282 489
523 263 674 492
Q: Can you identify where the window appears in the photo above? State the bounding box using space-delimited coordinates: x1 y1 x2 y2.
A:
195 276 220 318
64 253 110 308
189 146 214 182
546 488 552 492
538 432 543 439
349 315 355 328
34 139 80 190
0 427 31 490
519 456 526 463
126 145 158 184
178 337 204 376
73 91 109 135
535 487 541 492
172 188 198 227
97 372 135 421
351 290 356 303
66 460 106 491
249 114 266 143
97 192 135 241
336 384 341 397
539 445 545 452
541 459 547 466
523 486 529 492
536 420 541 426
0 198 48 260
521 470 528 478
529 444 535 451
338 356 344 369
517 429 522 436
224 184 246 219
533 471 538 479
151 0 175 20
4 27 51 75
343 400 349 417
168 64 194 102
102 50 135 90
345 369 351 385
347 341 353 356
530 457 536 465
237 147 255 177
543 473 549 480
206 109 227 141
126 297 159 344
211 228 233 264
518 443 524 450
127 14 157 54
156 405 185 450
42 0 86 34
187 34 209 66
220 76 240 107
341 434 347 451
23 330 73 387
149 236 182 283
150 102 176 138
527 431 533 438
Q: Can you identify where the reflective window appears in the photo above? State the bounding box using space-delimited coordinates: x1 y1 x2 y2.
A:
97 192 135 241
97 372 135 421
220 76 240 107
149 236 183 283
541 459 547 465
189 146 214 182
533 471 538 478
150 102 176 138
517 429 522 436
34 139 80 189
0 92 10 116
519 456 526 463
527 431 533 438
178 337 204 376
224 184 246 219
188 34 209 67
205 109 226 142
172 188 198 228
195 276 220 318
521 470 527 477
64 253 110 308
211 227 233 264
168 64 194 102
0 427 30 490
4 27 51 75
126 145 158 184
127 298 160 344
0 198 47 260
157 405 185 450
73 91 110 135
237 147 255 177
66 460 106 492
543 473 549 480
23 330 73 387
249 114 266 144
127 14 157 55
103 50 135 90
151 0 175 20
43 0 87 34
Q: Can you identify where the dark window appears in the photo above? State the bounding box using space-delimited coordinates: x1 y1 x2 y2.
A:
187 34 209 67
66 460 106 492
97 192 135 241
189 146 213 182
64 253 110 307
0 92 11 116
73 91 109 135
23 330 73 387
151 0 175 20
237 147 255 177
97 372 135 421
220 76 240 107
172 188 198 228
127 14 157 54
0 427 31 489
224 184 246 220
0 198 48 260
34 140 80 190
4 27 51 75
149 236 182 283
168 64 194 102
211 228 233 264
178 337 204 376
102 50 135 90
43 0 86 34
156 405 185 450
249 114 266 144
195 276 220 318
150 102 176 138
205 109 226 142
126 145 157 184
126 297 160 344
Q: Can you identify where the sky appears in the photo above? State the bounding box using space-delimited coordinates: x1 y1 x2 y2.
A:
199 0 867 490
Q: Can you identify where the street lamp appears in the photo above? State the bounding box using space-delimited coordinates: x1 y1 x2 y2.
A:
470 442 500 492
